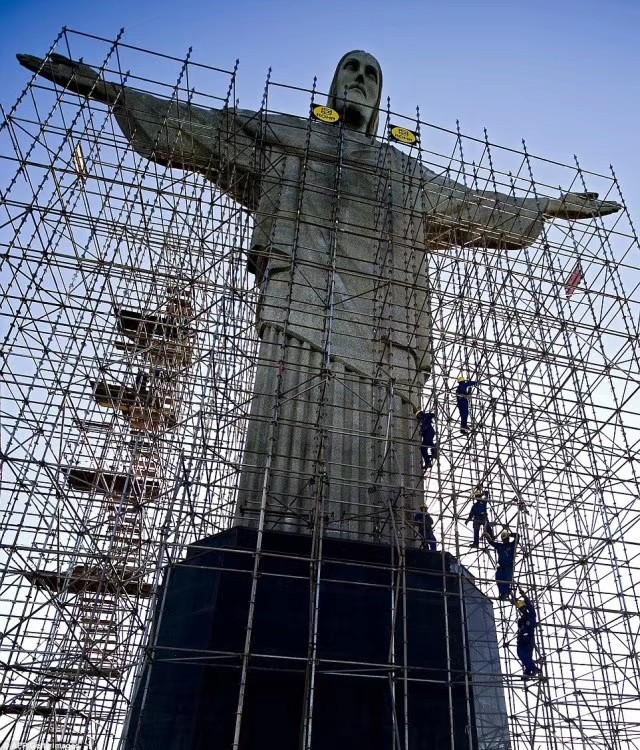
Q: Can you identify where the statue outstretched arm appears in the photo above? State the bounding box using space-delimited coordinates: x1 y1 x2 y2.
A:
17 52 261 206
422 169 621 251
17 53 120 105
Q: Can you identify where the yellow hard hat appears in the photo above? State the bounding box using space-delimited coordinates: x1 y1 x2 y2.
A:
415 409 425 418
500 530 510 541
516 598 526 609
458 375 466 382
420 503 429 512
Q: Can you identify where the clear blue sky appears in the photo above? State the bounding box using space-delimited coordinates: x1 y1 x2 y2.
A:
1 0 639 210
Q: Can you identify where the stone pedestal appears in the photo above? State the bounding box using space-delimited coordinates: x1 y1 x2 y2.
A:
124 527 509 750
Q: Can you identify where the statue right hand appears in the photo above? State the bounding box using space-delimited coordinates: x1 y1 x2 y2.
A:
545 192 621 221
16 52 119 105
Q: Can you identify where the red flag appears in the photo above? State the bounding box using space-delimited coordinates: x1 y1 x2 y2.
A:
565 262 584 298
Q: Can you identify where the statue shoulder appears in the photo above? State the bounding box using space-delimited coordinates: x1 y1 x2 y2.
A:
238 111 309 148
382 145 450 188
265 114 318 149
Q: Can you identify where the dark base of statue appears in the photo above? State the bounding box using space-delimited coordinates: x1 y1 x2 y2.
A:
123 527 509 749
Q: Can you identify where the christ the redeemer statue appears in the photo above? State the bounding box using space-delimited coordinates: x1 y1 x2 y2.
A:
18 49 619 540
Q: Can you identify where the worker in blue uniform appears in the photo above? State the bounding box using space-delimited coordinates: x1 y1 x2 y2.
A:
413 504 437 550
485 529 519 600
515 588 541 677
415 410 437 471
456 376 478 433
466 488 493 547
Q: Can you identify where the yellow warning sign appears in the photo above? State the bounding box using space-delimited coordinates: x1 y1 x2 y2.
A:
390 125 418 145
311 105 340 124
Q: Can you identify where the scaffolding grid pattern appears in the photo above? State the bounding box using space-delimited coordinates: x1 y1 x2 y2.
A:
1 29 640 750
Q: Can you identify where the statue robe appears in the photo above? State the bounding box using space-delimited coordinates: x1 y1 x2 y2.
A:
113 91 547 539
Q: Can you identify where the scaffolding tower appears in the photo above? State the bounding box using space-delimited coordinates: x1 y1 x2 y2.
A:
1 28 640 749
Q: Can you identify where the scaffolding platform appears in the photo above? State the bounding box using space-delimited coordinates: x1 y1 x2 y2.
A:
92 381 178 428
24 565 154 598
65 468 161 500
116 307 195 342
124 527 508 750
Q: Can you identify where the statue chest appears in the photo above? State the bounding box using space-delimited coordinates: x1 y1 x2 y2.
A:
252 132 426 271
273 140 421 229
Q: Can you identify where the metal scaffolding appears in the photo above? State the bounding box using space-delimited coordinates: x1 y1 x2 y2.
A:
1 28 640 749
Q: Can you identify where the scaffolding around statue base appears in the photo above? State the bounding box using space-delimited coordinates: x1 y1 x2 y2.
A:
124 527 509 750
0 27 640 750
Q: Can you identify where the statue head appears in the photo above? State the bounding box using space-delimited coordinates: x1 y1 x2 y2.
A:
327 50 382 137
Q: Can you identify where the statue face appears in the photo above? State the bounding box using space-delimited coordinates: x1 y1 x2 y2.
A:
333 52 381 132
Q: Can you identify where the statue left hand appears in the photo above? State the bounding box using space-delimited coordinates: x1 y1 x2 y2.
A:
545 192 621 221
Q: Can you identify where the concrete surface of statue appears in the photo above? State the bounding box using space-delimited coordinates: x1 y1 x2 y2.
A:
17 50 620 539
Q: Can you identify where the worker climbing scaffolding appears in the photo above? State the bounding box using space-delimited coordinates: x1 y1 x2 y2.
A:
413 504 437 550
466 488 493 547
514 588 542 678
455 376 478 433
485 529 519 600
415 410 438 471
